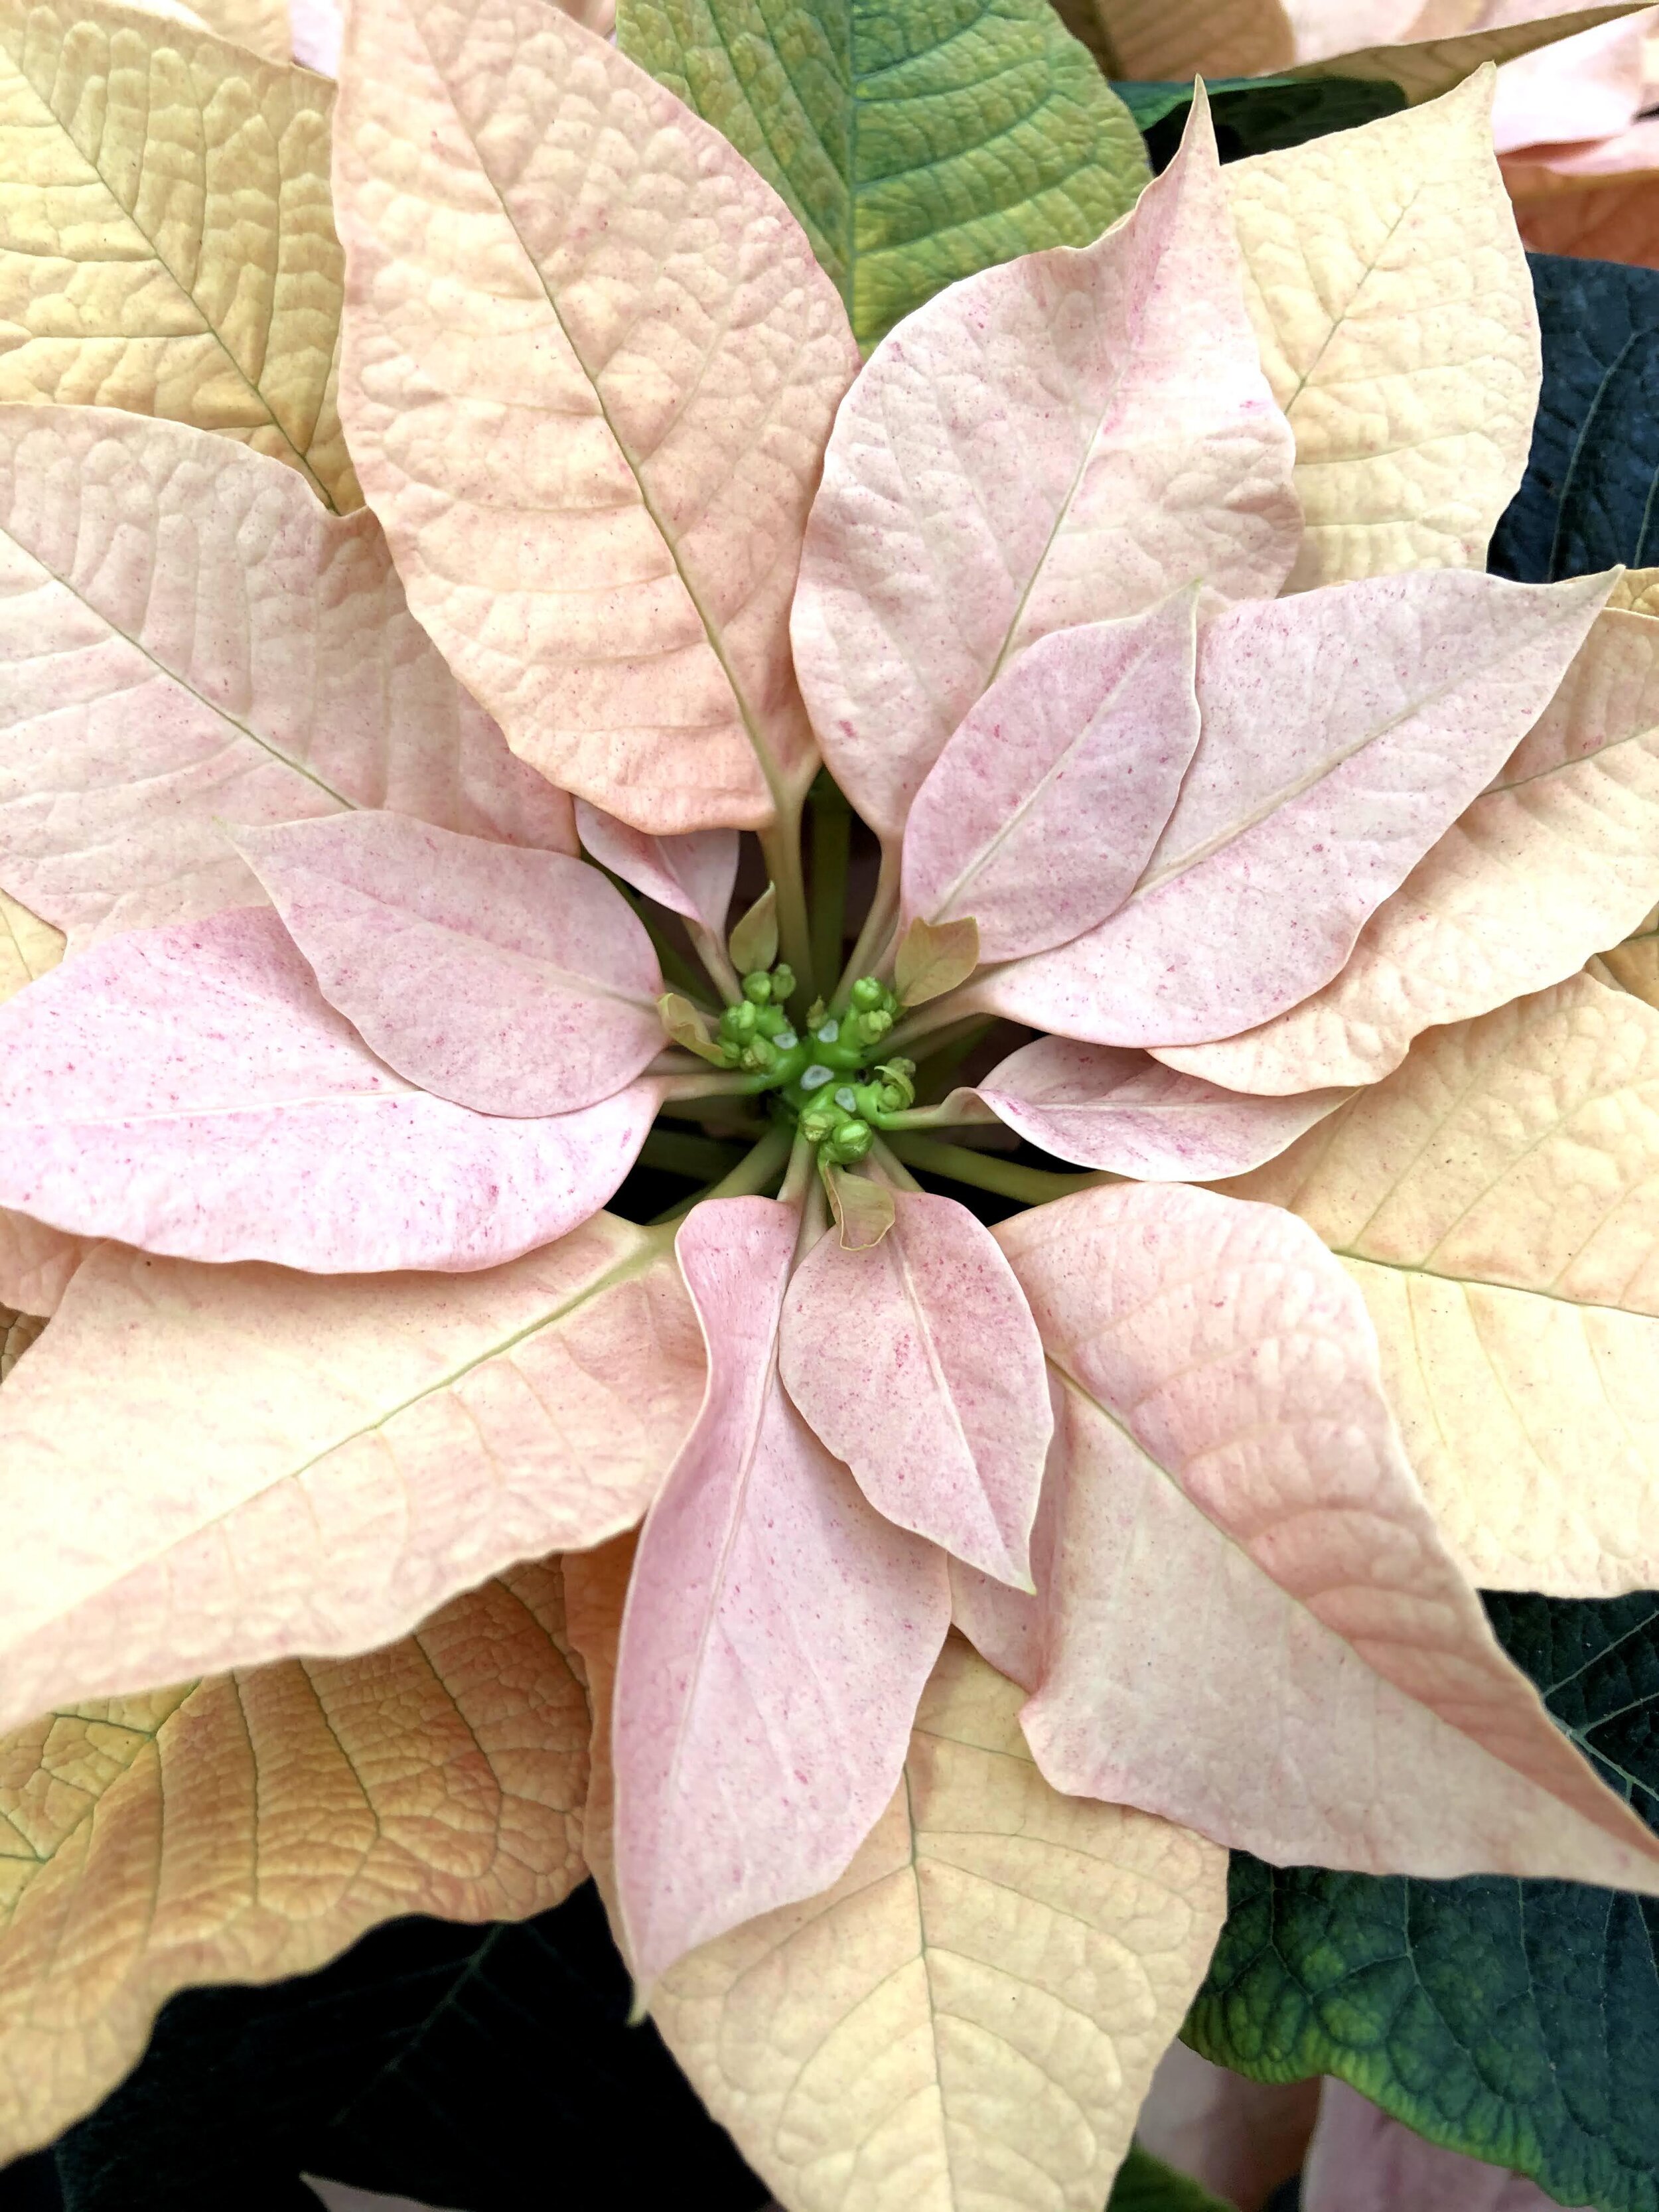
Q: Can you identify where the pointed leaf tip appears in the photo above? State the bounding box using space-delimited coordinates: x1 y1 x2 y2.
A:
895 916 979 1007
334 0 857 833
780 1191 1051 1587
614 1197 949 1987
727 883 779 976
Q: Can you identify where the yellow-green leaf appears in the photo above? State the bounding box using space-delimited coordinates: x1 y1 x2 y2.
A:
0 1560 587 2161
619 0 1151 350
0 0 357 508
895 915 980 1007
567 1541 1229 2212
1223 973 1659 1597
1226 68 1538 589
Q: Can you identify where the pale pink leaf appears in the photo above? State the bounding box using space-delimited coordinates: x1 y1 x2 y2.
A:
976 570 1611 1047
779 1190 1051 1587
1155 597 1659 1094
573 800 739 940
0 909 656 1271
1003 1183 1659 1891
1303 2080 1587 2212
334 0 857 833
899 593 1202 964
975 1035 1347 1177
1136 2042 1320 2212
0 1209 93 1315
0 409 575 951
236 816 663 1116
613 1197 950 1987
1492 13 1649 152
0 1214 703 1731
790 92 1301 841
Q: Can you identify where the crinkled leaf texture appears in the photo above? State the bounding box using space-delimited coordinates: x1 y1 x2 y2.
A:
0 1209 92 1317
1226 70 1540 588
973 1036 1348 1179
236 816 664 1116
974 570 1608 1049
792 94 1300 842
780 1190 1052 1587
0 1561 587 2164
999 1182 1659 1891
0 0 357 506
1188 1589 1659 2212
571 1540 1228 2212
613 1198 951 1988
1159 595 1659 1090
1491 250 1659 580
334 0 858 832
0 409 574 950
0 1212 701 1732
616 0 1150 349
0 909 660 1272
1220 971 1659 1596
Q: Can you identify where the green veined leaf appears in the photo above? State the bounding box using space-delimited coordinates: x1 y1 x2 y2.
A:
1187 1589 1659 2212
616 0 1150 348
1492 253 1659 583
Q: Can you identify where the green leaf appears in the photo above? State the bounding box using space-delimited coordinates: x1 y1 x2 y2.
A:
1115 75 1406 171
1109 2145 1234 2211
1491 254 1659 583
615 0 1150 348
1187 1591 1659 2212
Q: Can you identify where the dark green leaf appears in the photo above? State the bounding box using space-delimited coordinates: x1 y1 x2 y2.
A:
616 0 1149 348
1186 1592 1659 2212
1116 76 1407 171
1490 253 1659 583
48 1884 768 2211
1109 2144 1234 2210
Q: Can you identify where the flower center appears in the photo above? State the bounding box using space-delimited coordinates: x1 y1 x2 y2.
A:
711 966 915 1164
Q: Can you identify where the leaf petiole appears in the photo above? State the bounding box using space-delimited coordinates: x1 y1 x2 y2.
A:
884 1134 1119 1206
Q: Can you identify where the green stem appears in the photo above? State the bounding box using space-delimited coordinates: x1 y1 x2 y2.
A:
810 780 852 995
779 1128 817 1209
909 1017 993 1094
875 1098 998 1134
869 1136 922 1193
650 1121 792 1223
760 803 815 1005
638 1129 748 1183
885 988 979 1055
687 921 742 1005
833 844 899 1013
654 1070 770 1104
885 1135 1118 1206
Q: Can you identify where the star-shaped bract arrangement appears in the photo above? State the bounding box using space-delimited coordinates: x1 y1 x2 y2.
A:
4 0 1659 2201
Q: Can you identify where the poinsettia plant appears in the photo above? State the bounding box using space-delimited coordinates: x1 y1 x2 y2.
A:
5 0 1659 2203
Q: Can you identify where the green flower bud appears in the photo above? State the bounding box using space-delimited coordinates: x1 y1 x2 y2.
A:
742 970 772 1005
722 999 759 1041
849 976 886 1011
824 1118 872 1165
770 963 796 1001
739 1037 776 1072
799 1100 841 1145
